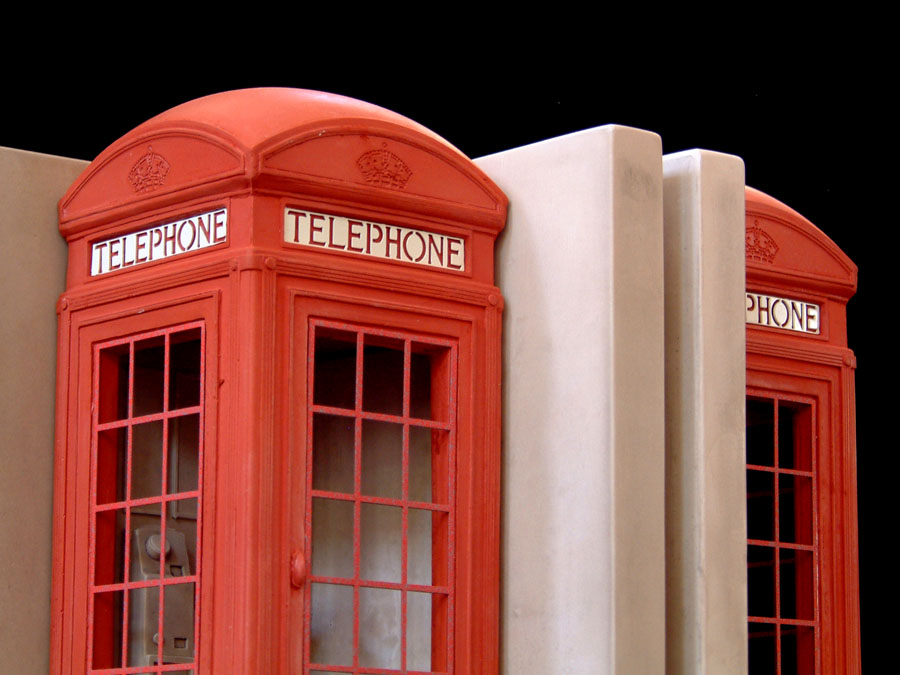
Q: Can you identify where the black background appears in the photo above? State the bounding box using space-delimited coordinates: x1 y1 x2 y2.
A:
4 56 891 668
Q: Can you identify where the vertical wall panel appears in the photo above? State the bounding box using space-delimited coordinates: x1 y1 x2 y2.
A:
662 150 747 675
476 126 665 674
0 147 87 674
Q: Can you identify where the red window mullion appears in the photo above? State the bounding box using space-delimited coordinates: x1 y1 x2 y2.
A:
120 419 133 670
807 403 819 675
773 398 782 674
303 325 316 674
156 333 170 668
352 331 364 671
193 325 206 669
88 351 104 670
401 338 411 674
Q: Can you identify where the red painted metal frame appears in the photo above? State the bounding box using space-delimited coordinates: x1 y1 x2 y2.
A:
87 323 205 674
303 320 457 675
54 89 506 674
744 186 860 674
746 392 818 675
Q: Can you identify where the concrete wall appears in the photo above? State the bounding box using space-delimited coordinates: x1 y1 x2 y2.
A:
476 126 666 674
662 150 747 674
0 147 87 674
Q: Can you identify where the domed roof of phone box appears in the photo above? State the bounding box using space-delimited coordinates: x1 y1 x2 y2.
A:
744 185 856 298
59 88 506 236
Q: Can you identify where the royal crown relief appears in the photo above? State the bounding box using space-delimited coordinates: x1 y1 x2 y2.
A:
282 145 465 272
745 220 820 335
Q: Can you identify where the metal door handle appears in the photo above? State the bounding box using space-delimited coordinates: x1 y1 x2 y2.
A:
290 551 306 588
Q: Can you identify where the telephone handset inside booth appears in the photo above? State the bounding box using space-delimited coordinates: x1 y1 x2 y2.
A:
129 526 194 667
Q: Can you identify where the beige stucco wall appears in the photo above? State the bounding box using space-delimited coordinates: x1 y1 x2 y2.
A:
662 150 747 674
0 147 87 674
477 126 666 674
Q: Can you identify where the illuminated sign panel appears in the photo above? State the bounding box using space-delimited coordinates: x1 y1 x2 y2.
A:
284 208 465 271
745 292 820 334
90 209 228 276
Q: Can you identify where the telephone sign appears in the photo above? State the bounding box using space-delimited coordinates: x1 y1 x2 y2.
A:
91 208 228 276
284 208 466 271
745 291 820 334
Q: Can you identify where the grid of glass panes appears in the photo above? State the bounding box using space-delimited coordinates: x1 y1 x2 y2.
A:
305 320 457 674
746 394 818 675
88 324 204 674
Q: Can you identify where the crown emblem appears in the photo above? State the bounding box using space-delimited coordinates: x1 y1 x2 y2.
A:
356 144 412 189
128 146 170 193
746 221 778 263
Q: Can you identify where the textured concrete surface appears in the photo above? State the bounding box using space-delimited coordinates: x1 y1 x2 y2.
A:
0 147 87 674
662 150 747 675
477 126 666 674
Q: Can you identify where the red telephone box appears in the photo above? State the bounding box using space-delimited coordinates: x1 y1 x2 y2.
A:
51 88 506 674
744 187 860 674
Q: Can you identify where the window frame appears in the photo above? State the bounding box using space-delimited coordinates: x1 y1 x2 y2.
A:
87 322 206 674
302 319 458 674
746 389 820 675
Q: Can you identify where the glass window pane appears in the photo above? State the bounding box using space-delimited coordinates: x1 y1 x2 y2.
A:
779 474 814 545
133 336 165 417
361 420 402 500
359 587 401 669
131 421 164 500
782 625 815 674
362 336 405 416
312 498 354 579
407 591 432 672
409 426 433 504
127 585 160 667
162 582 196 663
746 398 775 467
168 414 200 495
780 548 815 620
748 622 776 675
91 590 124 669
98 345 129 423
310 583 353 666
360 503 401 583
129 516 163 583
94 508 125 586
746 470 775 542
409 350 432 420
96 427 126 505
312 414 354 494
167 499 198 574
780 403 812 472
747 545 775 618
313 329 357 410
408 509 440 587
169 329 201 410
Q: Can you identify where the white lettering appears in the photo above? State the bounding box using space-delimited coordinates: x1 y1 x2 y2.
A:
745 292 820 335
284 208 466 272
91 208 228 276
